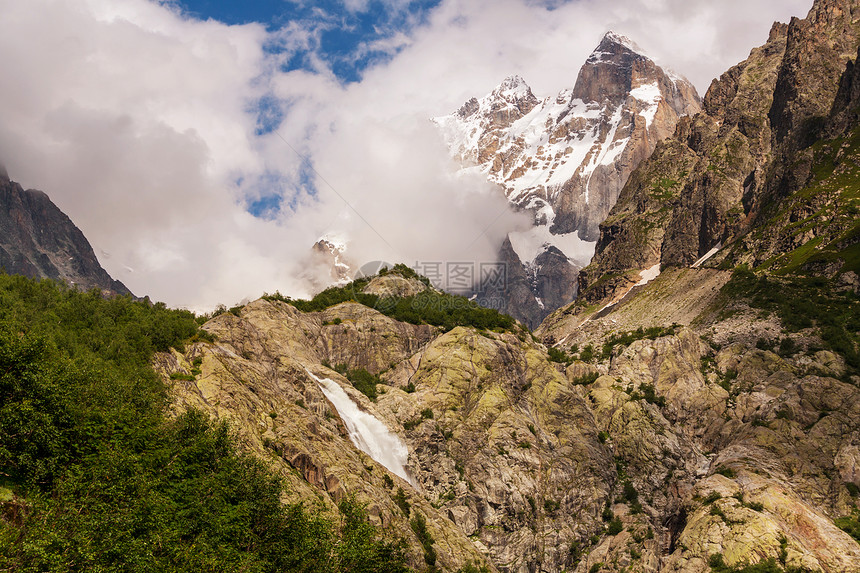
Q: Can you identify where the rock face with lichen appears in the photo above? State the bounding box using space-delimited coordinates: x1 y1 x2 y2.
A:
157 297 617 572
156 261 860 572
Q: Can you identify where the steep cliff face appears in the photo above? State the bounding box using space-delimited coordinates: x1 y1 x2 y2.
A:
578 0 860 304
533 8 860 567
0 171 131 295
435 32 700 328
540 267 860 573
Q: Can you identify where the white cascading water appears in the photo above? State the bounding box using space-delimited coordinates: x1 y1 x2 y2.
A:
306 370 414 486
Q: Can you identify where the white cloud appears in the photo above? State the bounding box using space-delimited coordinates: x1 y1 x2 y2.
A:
0 0 813 311
0 0 304 310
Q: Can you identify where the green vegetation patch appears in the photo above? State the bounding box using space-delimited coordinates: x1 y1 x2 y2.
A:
332 363 382 401
410 512 437 567
601 326 677 360
835 512 860 543
708 553 806 573
649 177 682 202
548 346 575 364
266 264 517 333
456 561 491 573
628 382 666 408
722 267 860 374
0 274 409 572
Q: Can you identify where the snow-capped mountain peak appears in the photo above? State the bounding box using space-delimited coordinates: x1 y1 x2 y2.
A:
598 30 645 55
433 32 701 327
584 31 647 69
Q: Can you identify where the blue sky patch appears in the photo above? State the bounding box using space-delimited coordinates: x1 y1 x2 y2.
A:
176 0 441 83
252 94 284 136
177 0 442 219
247 193 284 219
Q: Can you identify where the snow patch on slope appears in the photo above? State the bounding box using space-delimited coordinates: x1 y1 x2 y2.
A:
635 263 661 286
434 114 481 163
692 244 721 268
629 82 662 128
581 104 627 204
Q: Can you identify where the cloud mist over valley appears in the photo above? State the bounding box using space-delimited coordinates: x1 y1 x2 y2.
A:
0 0 810 310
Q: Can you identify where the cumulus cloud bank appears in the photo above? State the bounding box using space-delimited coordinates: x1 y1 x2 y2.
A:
0 0 809 310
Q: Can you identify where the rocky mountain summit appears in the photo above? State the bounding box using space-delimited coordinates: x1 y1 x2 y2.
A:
0 169 131 295
434 32 700 328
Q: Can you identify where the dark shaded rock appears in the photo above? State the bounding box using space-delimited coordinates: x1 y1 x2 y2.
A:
0 174 131 295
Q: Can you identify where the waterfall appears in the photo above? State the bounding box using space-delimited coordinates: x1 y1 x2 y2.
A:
307 370 413 486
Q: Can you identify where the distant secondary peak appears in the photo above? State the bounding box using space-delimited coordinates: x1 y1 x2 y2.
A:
318 232 347 250
499 74 528 89
493 75 535 99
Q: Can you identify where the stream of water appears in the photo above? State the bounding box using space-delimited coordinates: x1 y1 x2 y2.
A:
307 370 413 486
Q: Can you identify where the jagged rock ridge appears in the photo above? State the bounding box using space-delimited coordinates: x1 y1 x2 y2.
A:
577 0 860 304
434 31 700 328
0 169 131 295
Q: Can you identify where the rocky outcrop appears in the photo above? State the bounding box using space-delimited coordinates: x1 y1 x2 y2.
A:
0 171 131 295
579 0 860 303
362 275 428 298
541 291 860 572
159 282 860 572
159 299 619 572
435 32 700 326
767 0 860 150
482 237 580 329
383 326 615 571
160 300 487 571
